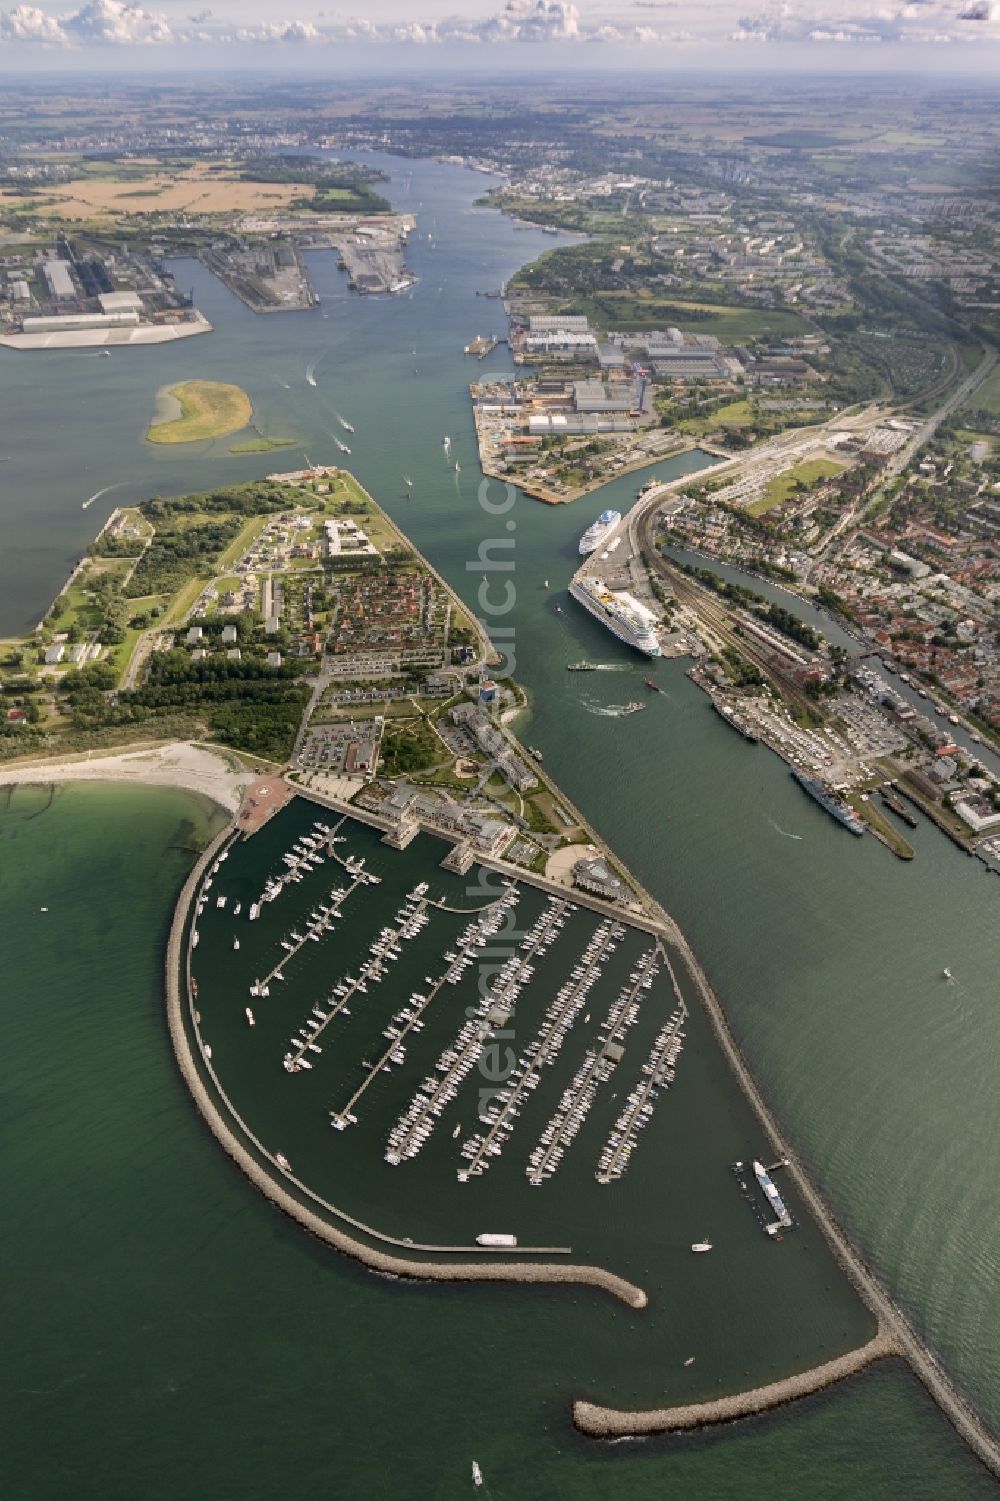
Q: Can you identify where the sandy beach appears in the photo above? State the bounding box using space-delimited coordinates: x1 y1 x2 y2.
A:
0 741 253 815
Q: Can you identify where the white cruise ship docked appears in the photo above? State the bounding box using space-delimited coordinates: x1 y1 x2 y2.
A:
578 509 621 556
569 577 661 656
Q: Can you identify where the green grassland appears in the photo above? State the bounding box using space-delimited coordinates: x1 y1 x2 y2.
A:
147 380 252 445
749 457 846 515
567 292 814 340
962 364 1000 419
229 436 296 454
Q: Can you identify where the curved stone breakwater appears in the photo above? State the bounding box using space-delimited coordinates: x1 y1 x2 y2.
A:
656 928 1000 1479
166 811 1000 1477
165 826 647 1312
573 1329 899 1436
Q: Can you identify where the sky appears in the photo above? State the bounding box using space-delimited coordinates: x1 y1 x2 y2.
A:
0 0 997 70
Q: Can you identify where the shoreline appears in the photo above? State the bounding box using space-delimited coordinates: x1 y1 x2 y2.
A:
0 741 252 817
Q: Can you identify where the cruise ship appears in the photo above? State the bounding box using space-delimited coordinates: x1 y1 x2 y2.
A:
578 509 621 556
569 576 661 657
791 771 865 836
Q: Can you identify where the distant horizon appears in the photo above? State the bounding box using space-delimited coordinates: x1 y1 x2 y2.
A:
1 57 1000 80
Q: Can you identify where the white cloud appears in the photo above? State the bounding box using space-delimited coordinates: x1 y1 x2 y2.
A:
234 17 320 41
0 4 71 41
65 0 173 44
729 0 997 43
0 0 995 48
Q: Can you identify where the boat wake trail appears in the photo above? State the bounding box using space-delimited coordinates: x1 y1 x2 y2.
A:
82 481 128 511
582 700 630 718
768 818 803 841
305 355 323 387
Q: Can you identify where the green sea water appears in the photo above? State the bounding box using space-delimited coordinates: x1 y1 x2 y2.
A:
1 149 1000 1496
0 783 995 1501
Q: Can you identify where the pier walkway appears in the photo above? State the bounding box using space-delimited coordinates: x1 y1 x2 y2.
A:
529 944 659 1183
460 919 615 1178
596 952 686 1184
387 895 559 1164
329 893 511 1129
257 875 364 990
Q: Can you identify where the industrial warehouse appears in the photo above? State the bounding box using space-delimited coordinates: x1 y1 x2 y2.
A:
0 248 210 349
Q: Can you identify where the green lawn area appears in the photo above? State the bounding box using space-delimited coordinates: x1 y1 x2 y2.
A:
749 457 846 515
216 514 272 571
47 559 134 634
961 363 1000 418
105 625 146 683
147 380 252 445
162 575 209 627
677 399 754 436
229 436 296 454
570 292 814 340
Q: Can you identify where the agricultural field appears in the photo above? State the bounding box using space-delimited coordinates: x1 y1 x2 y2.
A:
0 160 311 224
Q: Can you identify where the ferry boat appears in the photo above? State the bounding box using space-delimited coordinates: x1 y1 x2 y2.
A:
578 509 621 556
567 661 597 672
753 1159 793 1230
691 1239 713 1253
620 701 644 716
569 577 661 657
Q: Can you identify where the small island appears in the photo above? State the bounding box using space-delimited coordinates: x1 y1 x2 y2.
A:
147 380 253 445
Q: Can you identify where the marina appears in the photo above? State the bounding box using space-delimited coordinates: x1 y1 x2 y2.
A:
177 795 810 1307
527 941 657 1184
